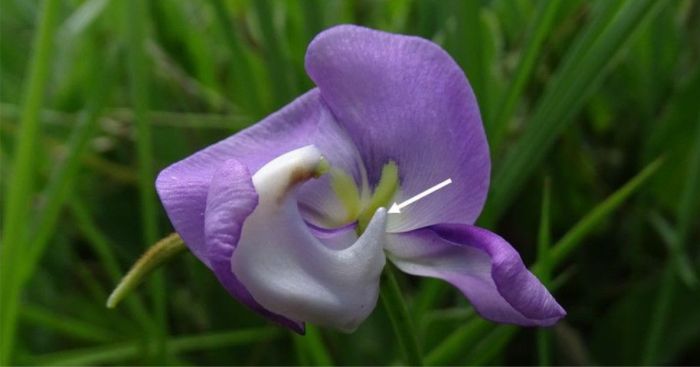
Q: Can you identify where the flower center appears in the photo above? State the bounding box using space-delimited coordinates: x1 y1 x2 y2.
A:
329 161 399 234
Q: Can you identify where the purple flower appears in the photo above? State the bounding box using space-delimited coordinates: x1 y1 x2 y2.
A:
156 25 565 333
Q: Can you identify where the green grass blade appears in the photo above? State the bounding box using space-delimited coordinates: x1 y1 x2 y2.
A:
380 264 423 365
537 178 553 366
252 0 295 107
421 307 476 329
490 0 564 152
671 113 700 258
300 325 333 366
515 159 662 362
70 267 137 336
111 108 252 130
453 0 490 125
0 116 140 185
207 0 262 115
537 318 552 364
125 0 158 252
19 36 112 285
413 279 450 328
641 265 677 365
642 115 700 364
29 342 140 367
69 199 154 330
124 0 165 360
0 102 253 130
547 157 664 267
167 327 283 352
57 0 109 37
301 0 324 37
26 328 283 366
425 318 491 365
537 178 553 280
21 305 118 343
153 1 222 109
69 201 131 288
464 325 518 365
482 0 667 225
647 212 698 287
0 0 61 363
292 333 311 365
146 41 237 113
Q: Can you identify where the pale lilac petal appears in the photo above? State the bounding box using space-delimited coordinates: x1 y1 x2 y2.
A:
156 89 363 267
203 158 303 332
306 25 490 232
385 225 565 326
232 146 386 332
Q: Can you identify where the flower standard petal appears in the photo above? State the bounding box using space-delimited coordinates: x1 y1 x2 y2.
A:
306 25 490 232
385 225 566 326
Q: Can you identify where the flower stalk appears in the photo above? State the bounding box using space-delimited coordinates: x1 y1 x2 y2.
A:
107 233 186 308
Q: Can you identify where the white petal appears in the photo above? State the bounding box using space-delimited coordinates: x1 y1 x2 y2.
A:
232 145 387 332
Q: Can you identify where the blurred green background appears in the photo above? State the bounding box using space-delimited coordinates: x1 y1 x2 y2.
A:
1 0 699 365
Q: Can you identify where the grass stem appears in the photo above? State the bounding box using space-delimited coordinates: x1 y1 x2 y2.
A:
0 0 61 363
642 113 700 364
380 264 423 366
124 0 166 360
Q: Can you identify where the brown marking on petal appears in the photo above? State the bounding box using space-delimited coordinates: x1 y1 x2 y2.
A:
277 167 316 204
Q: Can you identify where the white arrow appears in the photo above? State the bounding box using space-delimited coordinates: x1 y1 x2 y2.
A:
388 178 452 214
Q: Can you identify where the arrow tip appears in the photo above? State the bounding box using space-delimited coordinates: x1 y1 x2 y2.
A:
388 202 401 214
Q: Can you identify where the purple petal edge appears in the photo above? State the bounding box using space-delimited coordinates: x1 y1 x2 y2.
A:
434 224 566 324
386 225 566 326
